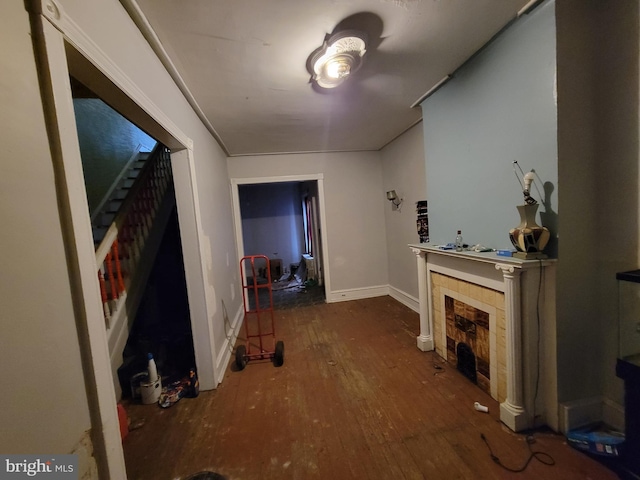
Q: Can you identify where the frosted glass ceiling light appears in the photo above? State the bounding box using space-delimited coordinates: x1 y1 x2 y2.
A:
308 31 367 89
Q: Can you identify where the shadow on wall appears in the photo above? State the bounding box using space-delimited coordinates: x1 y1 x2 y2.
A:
540 181 558 258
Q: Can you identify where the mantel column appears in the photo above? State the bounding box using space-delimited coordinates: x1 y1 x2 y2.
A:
495 263 528 431
412 247 434 351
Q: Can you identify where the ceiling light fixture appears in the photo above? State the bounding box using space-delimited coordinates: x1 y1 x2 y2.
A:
308 30 367 89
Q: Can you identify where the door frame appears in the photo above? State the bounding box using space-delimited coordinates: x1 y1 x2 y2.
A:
28 2 217 477
230 174 331 304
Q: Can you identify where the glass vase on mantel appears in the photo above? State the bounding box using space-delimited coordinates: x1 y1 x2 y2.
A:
508 204 550 260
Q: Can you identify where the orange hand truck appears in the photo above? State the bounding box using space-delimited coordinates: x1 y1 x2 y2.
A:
236 255 284 369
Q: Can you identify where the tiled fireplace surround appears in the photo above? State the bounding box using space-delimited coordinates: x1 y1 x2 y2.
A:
439 285 502 401
410 245 557 432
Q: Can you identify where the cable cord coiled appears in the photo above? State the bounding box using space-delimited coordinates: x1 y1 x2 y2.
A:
480 433 555 473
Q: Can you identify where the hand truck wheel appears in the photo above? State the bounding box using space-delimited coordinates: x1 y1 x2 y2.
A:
235 344 247 370
273 340 284 367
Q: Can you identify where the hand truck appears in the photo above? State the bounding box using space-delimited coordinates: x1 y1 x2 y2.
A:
236 255 284 369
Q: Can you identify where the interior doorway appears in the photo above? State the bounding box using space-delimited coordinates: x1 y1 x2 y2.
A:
70 79 195 397
62 36 218 391
231 175 330 309
32 12 220 477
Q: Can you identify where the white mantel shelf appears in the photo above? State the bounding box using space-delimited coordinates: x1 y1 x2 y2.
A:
409 243 558 432
409 243 556 268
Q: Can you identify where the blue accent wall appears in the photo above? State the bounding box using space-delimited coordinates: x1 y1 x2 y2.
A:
421 1 558 255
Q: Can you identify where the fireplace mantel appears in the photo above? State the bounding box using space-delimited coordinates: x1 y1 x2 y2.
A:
409 244 557 432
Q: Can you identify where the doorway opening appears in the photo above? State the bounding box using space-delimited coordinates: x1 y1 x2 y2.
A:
234 177 329 309
34 13 218 476
70 78 195 398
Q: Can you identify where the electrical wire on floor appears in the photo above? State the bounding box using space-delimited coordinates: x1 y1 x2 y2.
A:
432 353 447 375
480 433 555 473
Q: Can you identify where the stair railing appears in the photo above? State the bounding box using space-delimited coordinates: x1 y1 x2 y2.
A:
90 143 148 226
95 144 172 328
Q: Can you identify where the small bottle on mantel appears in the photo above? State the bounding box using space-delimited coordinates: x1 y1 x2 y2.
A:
455 230 463 252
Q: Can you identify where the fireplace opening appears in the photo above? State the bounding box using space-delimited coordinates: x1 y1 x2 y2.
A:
444 294 492 394
456 342 477 384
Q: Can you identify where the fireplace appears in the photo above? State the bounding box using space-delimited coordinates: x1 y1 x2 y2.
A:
456 342 477 384
410 244 557 432
434 274 503 402
447 296 492 392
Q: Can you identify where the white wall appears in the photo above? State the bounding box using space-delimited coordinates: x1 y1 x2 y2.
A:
0 0 93 462
55 0 242 390
555 2 638 428
551 0 640 434
591 1 638 420
381 123 426 308
3 0 243 475
228 152 389 297
555 0 603 413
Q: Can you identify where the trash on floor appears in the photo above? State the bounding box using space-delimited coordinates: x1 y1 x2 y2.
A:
567 423 625 457
158 367 199 408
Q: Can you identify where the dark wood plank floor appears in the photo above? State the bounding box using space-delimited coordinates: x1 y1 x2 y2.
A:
122 296 618 480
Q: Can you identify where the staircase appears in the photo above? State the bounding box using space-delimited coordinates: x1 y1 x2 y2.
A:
93 143 176 398
91 151 150 246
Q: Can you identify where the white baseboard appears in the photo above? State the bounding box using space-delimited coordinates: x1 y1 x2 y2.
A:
603 398 625 433
327 285 389 303
559 396 626 434
559 396 603 433
388 285 419 313
214 304 244 385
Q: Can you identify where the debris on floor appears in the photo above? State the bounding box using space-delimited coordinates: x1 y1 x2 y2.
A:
158 368 200 408
567 424 625 457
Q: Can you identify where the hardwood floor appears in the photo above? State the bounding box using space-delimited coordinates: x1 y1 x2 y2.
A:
122 296 619 480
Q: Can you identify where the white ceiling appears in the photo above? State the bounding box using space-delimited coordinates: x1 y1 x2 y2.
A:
127 0 533 157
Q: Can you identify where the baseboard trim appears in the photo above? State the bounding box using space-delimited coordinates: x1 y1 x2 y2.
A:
388 286 419 313
559 396 604 433
327 285 389 303
603 398 625 433
214 304 244 385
